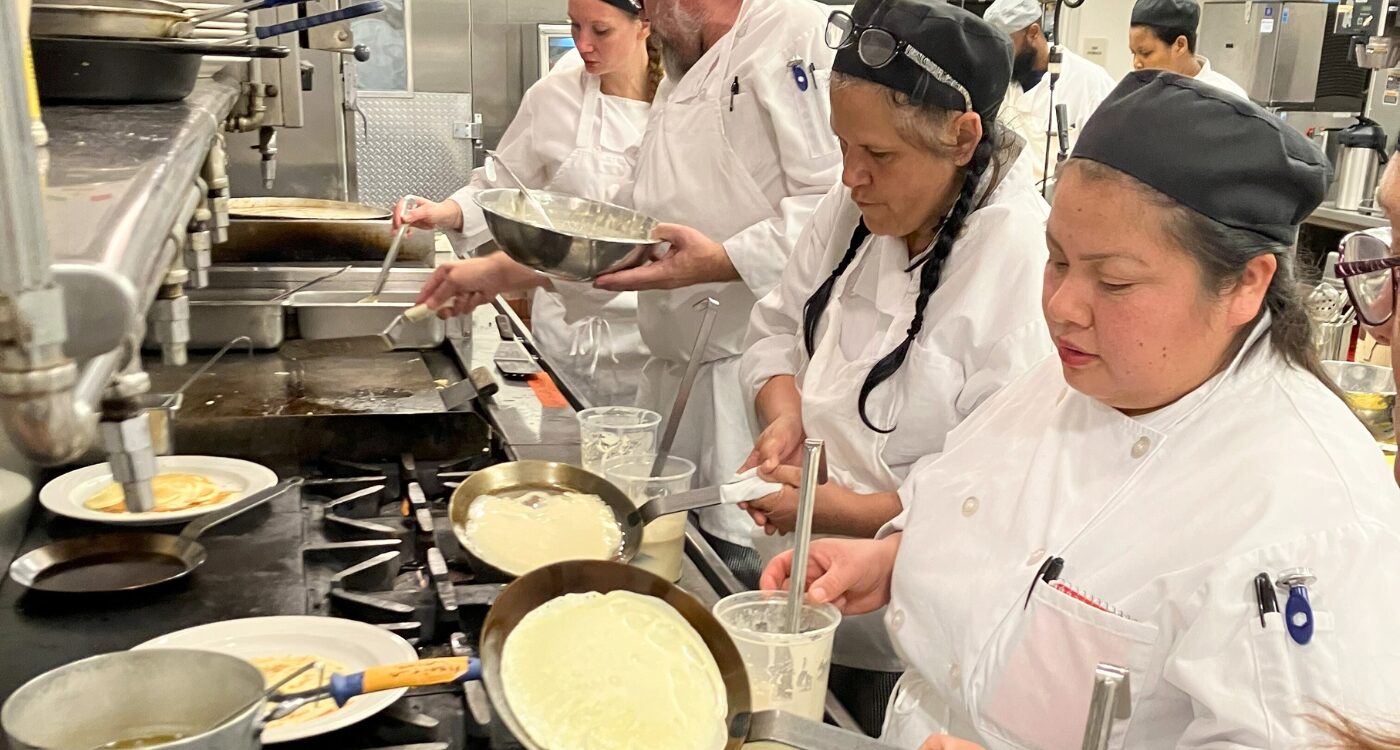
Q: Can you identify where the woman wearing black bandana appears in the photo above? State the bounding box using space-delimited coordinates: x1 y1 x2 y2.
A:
393 0 663 408
735 0 1051 732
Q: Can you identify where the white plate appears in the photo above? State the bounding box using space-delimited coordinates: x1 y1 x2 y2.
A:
39 455 278 526
134 616 419 743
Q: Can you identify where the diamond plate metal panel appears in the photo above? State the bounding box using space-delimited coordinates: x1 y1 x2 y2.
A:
353 93 475 208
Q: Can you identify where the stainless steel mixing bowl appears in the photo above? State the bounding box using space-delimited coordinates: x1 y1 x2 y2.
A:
474 188 662 282
1323 360 1397 440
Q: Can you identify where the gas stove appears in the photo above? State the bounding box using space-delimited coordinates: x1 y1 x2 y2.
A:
0 449 527 750
284 451 524 750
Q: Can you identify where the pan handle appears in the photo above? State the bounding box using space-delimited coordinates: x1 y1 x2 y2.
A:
252 1 383 39
178 477 303 542
632 485 722 526
141 39 292 57
746 710 901 749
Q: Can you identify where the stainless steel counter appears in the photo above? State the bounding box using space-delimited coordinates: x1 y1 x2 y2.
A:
41 73 242 360
1306 204 1389 232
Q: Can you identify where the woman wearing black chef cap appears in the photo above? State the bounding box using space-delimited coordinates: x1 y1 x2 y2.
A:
763 70 1400 748
736 0 1051 732
392 0 663 408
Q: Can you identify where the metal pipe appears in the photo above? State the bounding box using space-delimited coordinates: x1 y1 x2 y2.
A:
0 0 104 466
0 0 49 297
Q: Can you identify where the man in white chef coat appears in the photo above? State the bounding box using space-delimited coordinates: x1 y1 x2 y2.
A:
594 0 842 576
1129 0 1250 99
983 0 1114 189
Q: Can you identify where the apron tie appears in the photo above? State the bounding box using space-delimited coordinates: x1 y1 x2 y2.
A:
569 315 620 378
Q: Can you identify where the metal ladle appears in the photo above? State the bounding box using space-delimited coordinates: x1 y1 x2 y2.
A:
484 151 555 230
649 297 720 477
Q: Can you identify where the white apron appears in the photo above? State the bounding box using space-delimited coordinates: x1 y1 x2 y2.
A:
531 74 648 407
631 0 774 540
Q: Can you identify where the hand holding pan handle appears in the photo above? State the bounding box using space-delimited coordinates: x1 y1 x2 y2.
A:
178 477 304 543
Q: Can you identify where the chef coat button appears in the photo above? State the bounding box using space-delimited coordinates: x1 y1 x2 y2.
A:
1026 548 1046 566
960 496 979 517
948 662 962 683
889 608 906 630
1131 436 1152 459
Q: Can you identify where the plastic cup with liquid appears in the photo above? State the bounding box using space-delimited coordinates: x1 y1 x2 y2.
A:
712 590 842 721
604 455 695 582
576 406 661 475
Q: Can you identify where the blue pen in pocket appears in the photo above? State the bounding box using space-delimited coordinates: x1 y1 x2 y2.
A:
788 57 809 92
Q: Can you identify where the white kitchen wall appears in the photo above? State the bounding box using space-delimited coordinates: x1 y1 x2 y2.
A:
1058 0 1139 80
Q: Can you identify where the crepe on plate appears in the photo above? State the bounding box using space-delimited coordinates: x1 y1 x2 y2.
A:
83 473 235 514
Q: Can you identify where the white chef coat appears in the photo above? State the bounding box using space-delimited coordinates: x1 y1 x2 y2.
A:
1192 55 1250 100
1001 49 1116 187
879 316 1400 749
446 51 651 407
740 170 1052 671
627 0 841 544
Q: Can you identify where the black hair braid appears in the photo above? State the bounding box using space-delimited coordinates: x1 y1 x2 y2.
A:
856 133 995 433
802 220 871 355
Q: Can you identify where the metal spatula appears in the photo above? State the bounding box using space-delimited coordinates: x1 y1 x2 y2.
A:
361 196 418 304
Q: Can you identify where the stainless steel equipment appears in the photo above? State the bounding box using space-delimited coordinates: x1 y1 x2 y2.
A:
1199 1 1326 106
1337 0 1400 67
1334 116 1390 210
2 650 268 750
475 188 661 282
291 290 447 348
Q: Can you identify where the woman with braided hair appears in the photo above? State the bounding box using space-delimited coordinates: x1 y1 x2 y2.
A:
764 70 1400 749
736 0 1051 733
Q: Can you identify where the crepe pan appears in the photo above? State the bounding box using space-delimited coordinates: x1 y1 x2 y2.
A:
8 477 301 594
447 460 726 581
479 560 897 750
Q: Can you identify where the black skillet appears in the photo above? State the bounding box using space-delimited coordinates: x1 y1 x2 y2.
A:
8 477 301 594
30 35 289 104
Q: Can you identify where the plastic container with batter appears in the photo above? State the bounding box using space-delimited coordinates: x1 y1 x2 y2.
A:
576 406 660 475
713 591 841 721
604 455 694 582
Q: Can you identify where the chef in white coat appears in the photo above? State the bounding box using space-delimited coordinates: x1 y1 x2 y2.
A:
763 71 1400 749
736 0 1050 732
399 0 660 407
982 0 1114 189
1129 0 1250 99
592 0 842 574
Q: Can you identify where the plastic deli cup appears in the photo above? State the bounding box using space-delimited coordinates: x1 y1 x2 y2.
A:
605 455 695 582
576 406 660 475
712 590 841 721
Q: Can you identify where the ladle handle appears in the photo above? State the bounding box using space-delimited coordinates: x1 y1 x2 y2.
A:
786 439 823 634
746 710 900 749
178 477 303 542
651 297 719 475
328 657 481 706
632 485 722 525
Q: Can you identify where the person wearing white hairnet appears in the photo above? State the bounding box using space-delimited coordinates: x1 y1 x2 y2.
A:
983 0 1114 190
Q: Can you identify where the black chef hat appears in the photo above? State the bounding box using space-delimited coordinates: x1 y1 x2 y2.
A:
1073 70 1328 245
598 0 642 15
832 0 1010 122
1130 0 1199 30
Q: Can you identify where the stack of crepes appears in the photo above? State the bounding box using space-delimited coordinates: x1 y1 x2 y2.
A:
83 473 235 514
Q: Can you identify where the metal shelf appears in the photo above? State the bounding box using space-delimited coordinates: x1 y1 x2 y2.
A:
1305 204 1389 232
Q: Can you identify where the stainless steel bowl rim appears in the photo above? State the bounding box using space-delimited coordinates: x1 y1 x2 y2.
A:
473 188 663 244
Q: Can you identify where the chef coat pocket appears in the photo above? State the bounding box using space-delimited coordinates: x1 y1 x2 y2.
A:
782 64 836 160
721 91 777 172
978 582 1158 750
1249 610 1340 740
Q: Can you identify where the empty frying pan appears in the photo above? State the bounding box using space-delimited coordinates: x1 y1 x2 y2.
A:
8 477 301 594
